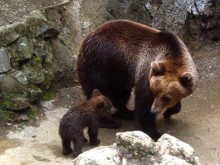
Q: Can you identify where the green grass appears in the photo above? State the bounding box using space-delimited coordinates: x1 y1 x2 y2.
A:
27 105 38 119
42 87 57 101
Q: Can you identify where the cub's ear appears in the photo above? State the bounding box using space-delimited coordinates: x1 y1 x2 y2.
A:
150 61 165 76
92 89 101 97
180 72 194 87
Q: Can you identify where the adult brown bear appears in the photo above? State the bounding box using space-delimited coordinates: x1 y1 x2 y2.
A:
77 19 198 140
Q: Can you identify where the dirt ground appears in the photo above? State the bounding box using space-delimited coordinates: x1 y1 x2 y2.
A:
0 42 220 165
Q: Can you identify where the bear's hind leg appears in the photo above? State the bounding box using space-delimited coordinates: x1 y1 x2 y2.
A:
62 139 72 155
73 139 84 158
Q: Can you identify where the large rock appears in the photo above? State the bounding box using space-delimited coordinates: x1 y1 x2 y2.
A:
187 0 220 41
152 0 193 33
157 134 200 164
116 131 157 159
8 36 33 62
0 75 26 95
67 0 219 49
72 131 200 165
0 10 48 47
72 146 121 165
0 6 60 119
7 97 30 111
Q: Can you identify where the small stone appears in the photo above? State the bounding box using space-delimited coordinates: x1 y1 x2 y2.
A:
6 123 13 126
0 75 27 94
0 48 10 73
13 71 28 85
8 36 33 62
16 114 29 121
28 87 43 102
9 97 30 111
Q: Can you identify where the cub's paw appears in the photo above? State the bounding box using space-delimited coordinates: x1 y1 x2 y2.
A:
90 139 100 146
73 151 81 158
63 148 72 155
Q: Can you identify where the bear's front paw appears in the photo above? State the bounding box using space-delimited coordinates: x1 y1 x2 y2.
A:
146 130 161 141
163 112 172 119
83 138 88 143
90 139 100 146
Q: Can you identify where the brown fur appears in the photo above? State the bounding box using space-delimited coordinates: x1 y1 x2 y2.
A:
59 89 117 157
77 19 198 140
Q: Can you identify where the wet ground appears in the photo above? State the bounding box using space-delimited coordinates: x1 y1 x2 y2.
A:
0 42 220 165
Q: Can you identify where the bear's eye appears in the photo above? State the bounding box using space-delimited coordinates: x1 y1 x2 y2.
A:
162 96 171 103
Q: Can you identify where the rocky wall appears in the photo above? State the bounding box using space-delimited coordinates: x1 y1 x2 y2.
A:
65 0 219 50
0 2 77 122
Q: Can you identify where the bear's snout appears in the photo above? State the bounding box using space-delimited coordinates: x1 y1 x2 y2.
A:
150 108 158 115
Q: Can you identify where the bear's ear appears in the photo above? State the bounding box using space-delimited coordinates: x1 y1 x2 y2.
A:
180 72 194 87
150 61 165 76
92 89 101 97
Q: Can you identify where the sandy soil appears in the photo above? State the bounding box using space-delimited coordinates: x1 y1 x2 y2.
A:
0 42 220 165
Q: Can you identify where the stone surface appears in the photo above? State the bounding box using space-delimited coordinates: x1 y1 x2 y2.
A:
12 71 28 85
72 146 121 165
0 22 26 47
72 131 201 165
0 76 26 95
8 97 30 111
187 0 220 41
160 155 191 165
8 37 33 62
157 134 200 164
0 7 61 115
27 86 43 103
152 0 193 33
0 10 47 46
0 47 10 73
21 59 45 85
116 131 157 159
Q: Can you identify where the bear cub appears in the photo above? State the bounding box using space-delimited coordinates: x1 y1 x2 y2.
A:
59 89 117 157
